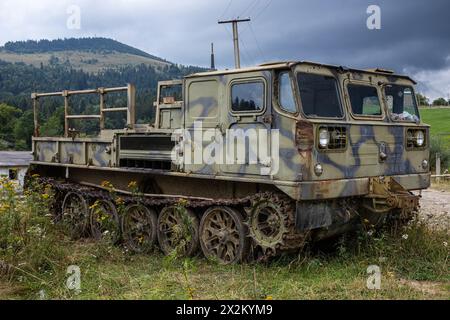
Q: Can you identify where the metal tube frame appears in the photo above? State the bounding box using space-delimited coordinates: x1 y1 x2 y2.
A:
31 84 136 137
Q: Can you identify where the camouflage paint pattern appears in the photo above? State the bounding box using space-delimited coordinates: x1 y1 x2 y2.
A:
31 61 430 201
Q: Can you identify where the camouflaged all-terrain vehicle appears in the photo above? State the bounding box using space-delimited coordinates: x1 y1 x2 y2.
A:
29 61 430 263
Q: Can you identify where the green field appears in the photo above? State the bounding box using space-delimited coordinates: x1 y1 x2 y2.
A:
420 107 450 145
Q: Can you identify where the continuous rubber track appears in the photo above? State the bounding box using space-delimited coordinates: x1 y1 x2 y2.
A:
39 177 305 263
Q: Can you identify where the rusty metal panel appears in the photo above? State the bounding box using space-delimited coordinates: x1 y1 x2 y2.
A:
87 143 112 167
298 177 369 200
60 142 86 165
293 173 430 201
296 201 333 231
35 141 58 163
393 173 431 190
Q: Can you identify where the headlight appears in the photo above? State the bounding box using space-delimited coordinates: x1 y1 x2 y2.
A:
415 130 425 147
319 128 330 148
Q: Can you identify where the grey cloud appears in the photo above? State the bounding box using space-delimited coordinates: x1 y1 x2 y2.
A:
0 0 449 98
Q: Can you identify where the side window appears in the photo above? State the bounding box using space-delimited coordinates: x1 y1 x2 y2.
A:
278 72 297 113
159 84 182 104
347 84 382 116
297 73 343 118
231 81 264 112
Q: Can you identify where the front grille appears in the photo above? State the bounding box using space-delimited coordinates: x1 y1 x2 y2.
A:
120 135 174 151
118 135 175 171
406 130 415 149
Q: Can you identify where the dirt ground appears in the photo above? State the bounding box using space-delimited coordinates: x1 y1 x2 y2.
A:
417 187 450 231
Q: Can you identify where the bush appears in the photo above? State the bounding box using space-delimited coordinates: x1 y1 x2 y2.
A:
337 218 449 282
429 136 450 172
0 176 67 280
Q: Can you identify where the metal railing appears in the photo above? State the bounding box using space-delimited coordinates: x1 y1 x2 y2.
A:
432 152 450 183
31 84 136 137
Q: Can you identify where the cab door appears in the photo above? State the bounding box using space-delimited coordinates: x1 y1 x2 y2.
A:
220 72 274 176
183 77 221 175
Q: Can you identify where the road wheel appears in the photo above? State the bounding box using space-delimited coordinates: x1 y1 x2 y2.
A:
61 192 89 239
157 206 199 257
199 206 249 264
90 199 121 244
121 204 157 253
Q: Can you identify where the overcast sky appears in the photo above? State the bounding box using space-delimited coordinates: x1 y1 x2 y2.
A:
0 0 449 100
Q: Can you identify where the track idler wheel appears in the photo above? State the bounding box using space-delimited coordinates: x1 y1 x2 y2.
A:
61 192 90 239
157 206 199 257
199 206 249 264
121 204 158 253
90 199 121 244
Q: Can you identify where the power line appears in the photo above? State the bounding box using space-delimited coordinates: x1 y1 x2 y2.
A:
254 0 273 20
219 0 233 20
240 0 259 18
248 22 266 62
239 35 255 66
221 24 250 66
218 0 272 68
218 18 251 68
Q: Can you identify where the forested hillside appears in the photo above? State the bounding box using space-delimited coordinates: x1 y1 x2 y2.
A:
1 37 166 61
0 38 206 150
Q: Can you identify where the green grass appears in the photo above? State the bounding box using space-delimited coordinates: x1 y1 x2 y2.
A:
1 224 449 300
1 177 449 300
420 107 450 146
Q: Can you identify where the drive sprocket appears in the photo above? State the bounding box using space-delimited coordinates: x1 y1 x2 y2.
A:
245 192 295 257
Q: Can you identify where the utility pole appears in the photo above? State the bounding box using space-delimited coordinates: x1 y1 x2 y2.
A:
218 18 251 69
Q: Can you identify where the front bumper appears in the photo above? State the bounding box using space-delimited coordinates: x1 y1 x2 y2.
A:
294 173 430 201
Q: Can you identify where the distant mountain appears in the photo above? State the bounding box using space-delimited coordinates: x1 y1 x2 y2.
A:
1 37 166 62
0 37 172 74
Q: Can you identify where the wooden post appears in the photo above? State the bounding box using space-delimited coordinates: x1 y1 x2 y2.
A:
436 153 441 183
31 94 40 137
99 88 105 130
63 90 69 137
154 84 161 129
127 84 136 129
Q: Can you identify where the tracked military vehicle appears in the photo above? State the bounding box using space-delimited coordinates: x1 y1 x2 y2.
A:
29 61 430 264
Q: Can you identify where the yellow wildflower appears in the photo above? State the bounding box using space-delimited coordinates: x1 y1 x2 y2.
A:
115 197 124 206
128 181 138 189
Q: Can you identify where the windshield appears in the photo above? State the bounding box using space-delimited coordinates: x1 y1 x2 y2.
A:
296 72 343 118
347 84 382 116
384 84 420 122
